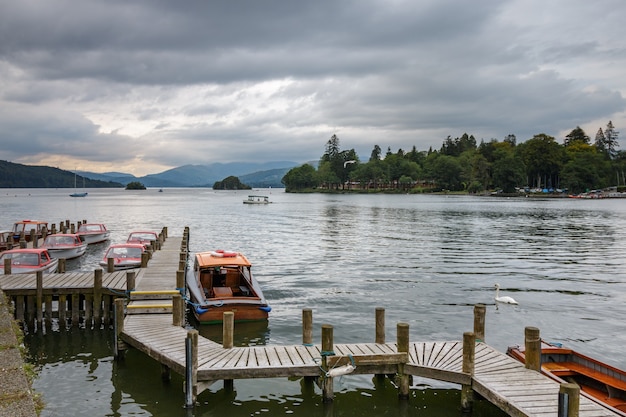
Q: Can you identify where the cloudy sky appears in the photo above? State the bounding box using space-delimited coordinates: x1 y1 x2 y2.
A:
1 0 625 176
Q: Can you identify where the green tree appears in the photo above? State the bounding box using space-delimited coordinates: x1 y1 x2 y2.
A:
426 154 462 191
564 126 590 146
281 164 319 191
491 149 526 193
518 134 564 189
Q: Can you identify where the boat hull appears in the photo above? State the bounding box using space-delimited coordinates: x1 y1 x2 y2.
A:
46 245 87 259
0 259 59 274
192 303 269 324
79 232 110 245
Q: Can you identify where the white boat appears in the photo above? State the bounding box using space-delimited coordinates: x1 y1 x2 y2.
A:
126 230 159 250
243 195 270 204
0 248 59 274
99 243 146 270
42 233 88 259
76 223 110 244
70 171 88 197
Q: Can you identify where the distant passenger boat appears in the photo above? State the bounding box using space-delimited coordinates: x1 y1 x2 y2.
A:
11 220 48 242
243 195 270 204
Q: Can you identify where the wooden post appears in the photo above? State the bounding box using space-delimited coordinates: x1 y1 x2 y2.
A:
172 294 183 327
473 304 486 342
71 293 80 326
524 327 541 371
36 271 43 329
4 258 11 274
58 294 67 328
176 270 185 291
94 269 103 328
141 252 149 268
321 324 334 402
302 308 313 345
461 331 476 412
375 307 385 344
30 230 37 247
223 312 234 349
558 382 580 417
397 322 410 398
58 258 66 273
185 330 199 408
126 271 136 293
114 298 126 359
107 257 115 273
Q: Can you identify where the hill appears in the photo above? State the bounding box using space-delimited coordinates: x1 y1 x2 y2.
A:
0 160 123 188
80 161 300 187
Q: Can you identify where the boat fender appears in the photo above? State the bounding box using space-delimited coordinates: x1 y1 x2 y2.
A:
326 364 356 378
259 306 272 312
196 306 210 314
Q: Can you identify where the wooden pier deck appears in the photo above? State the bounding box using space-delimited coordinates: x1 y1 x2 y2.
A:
114 230 623 416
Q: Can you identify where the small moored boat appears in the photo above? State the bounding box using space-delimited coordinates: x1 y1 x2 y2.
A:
42 233 88 259
186 250 271 324
243 195 270 204
0 248 59 274
11 220 48 242
99 243 146 270
507 341 626 415
77 223 110 244
126 231 159 250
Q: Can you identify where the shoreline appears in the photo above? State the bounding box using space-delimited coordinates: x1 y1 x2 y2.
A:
0 291 39 416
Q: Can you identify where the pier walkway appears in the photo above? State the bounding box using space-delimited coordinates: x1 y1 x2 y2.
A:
115 229 622 416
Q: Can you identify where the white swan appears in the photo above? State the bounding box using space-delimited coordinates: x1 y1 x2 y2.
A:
494 283 518 305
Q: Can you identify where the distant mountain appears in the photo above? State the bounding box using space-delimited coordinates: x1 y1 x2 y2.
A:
81 161 300 187
0 160 123 188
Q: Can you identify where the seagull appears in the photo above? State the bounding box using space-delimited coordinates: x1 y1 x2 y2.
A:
343 160 356 168
494 283 518 306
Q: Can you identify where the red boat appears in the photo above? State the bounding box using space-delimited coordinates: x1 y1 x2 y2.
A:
508 341 626 415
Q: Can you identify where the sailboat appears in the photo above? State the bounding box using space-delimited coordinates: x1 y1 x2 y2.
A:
70 171 88 197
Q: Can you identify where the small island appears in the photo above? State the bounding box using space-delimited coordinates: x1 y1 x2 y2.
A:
125 181 147 190
213 176 251 190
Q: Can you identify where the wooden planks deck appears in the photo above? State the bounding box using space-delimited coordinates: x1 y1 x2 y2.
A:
117 231 623 416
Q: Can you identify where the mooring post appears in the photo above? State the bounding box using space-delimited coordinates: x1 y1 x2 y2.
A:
172 294 183 327
461 331 476 412
93 269 103 328
30 229 37 247
57 258 66 273
397 322 410 398
558 382 580 417
114 298 126 359
223 312 234 349
126 271 136 293
321 324 334 402
176 270 185 291
302 308 313 345
375 307 385 344
473 304 486 342
107 257 115 273
524 326 541 371
185 329 199 408
4 258 11 274
36 270 43 328
141 252 149 268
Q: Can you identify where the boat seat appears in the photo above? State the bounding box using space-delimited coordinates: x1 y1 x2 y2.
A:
213 287 233 298
555 361 626 395
239 286 250 296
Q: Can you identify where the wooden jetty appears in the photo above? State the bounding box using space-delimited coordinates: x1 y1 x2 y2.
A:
2 226 621 416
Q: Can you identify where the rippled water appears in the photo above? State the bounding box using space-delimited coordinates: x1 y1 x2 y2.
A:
3 188 626 416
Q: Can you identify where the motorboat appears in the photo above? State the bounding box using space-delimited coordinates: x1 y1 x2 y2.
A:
0 230 13 252
243 195 270 204
99 243 146 270
0 248 59 274
126 231 159 250
11 220 48 242
508 340 626 415
186 250 271 324
76 223 110 244
42 233 88 259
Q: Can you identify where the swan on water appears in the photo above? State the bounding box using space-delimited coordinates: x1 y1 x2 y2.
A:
494 283 518 305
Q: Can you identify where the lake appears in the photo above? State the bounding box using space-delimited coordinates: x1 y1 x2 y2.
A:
3 188 626 416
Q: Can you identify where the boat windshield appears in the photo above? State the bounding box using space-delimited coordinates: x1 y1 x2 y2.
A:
7 253 40 266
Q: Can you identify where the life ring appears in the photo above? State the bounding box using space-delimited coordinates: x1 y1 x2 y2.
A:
214 249 237 257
